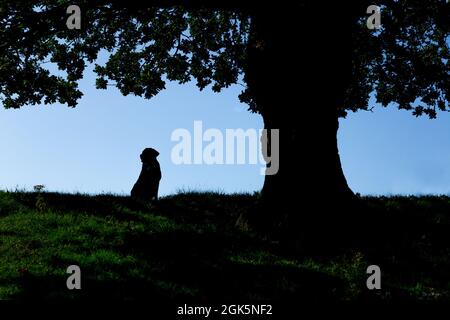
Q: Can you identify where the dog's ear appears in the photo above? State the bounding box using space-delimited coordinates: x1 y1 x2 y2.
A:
141 148 159 162
150 148 160 157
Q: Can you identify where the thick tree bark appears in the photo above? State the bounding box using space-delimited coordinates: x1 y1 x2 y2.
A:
244 4 361 239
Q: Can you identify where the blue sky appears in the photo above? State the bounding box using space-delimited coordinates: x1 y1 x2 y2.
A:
2 62 450 196
0 64 265 196
339 102 450 195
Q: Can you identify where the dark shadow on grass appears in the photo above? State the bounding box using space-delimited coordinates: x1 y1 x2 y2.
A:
8 192 152 222
7 227 348 301
8 263 346 302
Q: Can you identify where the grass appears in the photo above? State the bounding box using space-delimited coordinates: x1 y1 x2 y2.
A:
0 190 449 301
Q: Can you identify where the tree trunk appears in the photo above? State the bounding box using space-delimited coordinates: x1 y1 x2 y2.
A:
245 4 362 241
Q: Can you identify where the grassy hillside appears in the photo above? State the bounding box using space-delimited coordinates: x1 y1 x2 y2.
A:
0 190 449 301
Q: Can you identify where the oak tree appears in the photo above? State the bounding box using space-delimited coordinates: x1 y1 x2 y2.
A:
1 0 449 231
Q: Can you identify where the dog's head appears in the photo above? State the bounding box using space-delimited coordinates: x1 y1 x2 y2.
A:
140 148 160 163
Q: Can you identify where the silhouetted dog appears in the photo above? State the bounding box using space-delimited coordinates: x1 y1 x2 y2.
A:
131 148 161 202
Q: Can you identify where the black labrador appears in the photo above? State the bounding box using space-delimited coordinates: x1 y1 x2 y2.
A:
131 148 161 202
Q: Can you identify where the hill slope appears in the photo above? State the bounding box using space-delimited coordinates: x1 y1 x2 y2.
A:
0 191 449 300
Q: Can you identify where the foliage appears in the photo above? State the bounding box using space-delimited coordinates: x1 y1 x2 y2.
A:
347 1 450 118
0 1 449 118
0 1 250 107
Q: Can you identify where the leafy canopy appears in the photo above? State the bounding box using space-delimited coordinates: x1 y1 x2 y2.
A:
0 0 449 118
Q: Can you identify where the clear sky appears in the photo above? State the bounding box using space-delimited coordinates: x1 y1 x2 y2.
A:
0 63 265 196
2 62 450 196
339 100 450 195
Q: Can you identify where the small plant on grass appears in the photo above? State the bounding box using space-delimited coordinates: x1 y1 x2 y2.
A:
330 251 366 300
34 185 47 213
